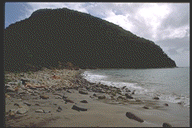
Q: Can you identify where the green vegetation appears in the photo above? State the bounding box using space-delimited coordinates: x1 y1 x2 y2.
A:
4 8 176 72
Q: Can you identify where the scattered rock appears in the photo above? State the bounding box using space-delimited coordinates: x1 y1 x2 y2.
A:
56 106 62 112
98 95 106 99
125 112 144 123
79 88 88 95
162 122 172 127
80 100 88 103
72 105 87 111
35 109 44 113
125 93 133 99
40 95 49 99
153 97 159 100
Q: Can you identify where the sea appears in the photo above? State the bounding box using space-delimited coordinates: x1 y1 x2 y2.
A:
82 67 190 107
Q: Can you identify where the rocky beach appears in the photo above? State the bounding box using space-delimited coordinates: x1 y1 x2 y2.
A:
4 68 189 127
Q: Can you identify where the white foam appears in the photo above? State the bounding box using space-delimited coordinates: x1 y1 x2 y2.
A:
82 71 190 107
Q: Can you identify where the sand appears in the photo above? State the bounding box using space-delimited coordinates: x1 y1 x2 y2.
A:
4 68 190 127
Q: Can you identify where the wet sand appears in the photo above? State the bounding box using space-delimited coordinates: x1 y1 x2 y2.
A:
4 68 189 127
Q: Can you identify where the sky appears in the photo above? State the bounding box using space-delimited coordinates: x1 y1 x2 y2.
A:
4 2 190 67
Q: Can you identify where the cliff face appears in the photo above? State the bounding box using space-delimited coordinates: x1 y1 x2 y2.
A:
4 8 176 71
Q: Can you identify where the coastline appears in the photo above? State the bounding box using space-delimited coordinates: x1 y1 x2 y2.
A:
5 68 189 127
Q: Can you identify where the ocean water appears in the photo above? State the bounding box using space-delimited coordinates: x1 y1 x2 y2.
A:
82 67 190 107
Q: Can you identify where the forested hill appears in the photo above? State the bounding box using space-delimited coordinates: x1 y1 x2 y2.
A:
4 8 176 71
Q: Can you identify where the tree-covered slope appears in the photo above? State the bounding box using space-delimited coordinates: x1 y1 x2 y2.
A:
4 8 176 71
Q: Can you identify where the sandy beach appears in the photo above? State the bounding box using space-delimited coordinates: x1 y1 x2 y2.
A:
4 68 189 127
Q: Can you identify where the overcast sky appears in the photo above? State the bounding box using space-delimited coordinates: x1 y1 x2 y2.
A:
5 2 190 67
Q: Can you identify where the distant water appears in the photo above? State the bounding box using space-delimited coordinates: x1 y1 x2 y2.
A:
82 67 190 107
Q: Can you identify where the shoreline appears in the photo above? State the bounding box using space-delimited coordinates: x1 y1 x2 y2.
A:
5 68 189 127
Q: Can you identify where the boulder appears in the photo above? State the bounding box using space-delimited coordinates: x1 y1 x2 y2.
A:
72 105 87 111
126 112 144 123
79 88 88 95
162 122 172 127
164 103 169 106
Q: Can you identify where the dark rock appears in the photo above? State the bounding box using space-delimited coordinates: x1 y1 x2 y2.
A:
125 88 131 92
72 105 87 111
79 88 88 95
121 86 126 90
164 103 169 106
93 93 97 97
125 112 144 123
125 93 133 99
80 100 88 103
131 90 136 95
21 79 29 85
98 95 106 99
153 96 159 100
162 122 172 127
142 106 149 109
57 106 62 112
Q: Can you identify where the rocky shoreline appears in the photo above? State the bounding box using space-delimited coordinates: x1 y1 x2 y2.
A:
4 68 189 127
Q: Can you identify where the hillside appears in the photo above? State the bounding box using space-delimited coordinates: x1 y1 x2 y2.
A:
4 8 176 71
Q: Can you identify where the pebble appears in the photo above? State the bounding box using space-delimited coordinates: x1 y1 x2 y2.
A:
40 95 49 99
35 109 44 113
17 107 28 114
